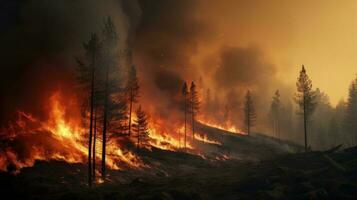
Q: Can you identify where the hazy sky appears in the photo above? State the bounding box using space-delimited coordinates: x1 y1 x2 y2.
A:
198 0 357 105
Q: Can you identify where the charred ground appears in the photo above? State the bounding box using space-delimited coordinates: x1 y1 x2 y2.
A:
5 123 353 200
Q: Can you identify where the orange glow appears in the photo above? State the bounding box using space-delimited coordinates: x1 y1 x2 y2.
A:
0 91 145 172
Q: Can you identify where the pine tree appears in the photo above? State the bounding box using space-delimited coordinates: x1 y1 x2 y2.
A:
127 65 139 137
345 75 357 145
294 65 317 152
132 106 149 150
270 90 281 138
76 33 101 187
244 90 256 135
189 81 200 141
182 82 189 148
101 16 120 179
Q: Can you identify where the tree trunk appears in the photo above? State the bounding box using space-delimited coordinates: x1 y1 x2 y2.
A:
92 106 97 181
101 68 109 180
87 58 95 187
303 95 308 152
184 93 187 148
128 88 133 136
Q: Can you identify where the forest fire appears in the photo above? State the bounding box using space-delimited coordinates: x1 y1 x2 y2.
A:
0 91 145 172
147 122 193 151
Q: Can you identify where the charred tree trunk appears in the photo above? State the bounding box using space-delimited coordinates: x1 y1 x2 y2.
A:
184 92 187 148
92 106 97 181
128 88 133 136
87 55 96 187
101 69 109 179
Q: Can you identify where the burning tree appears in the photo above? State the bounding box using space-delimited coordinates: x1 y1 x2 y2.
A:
294 65 316 152
244 90 256 135
133 106 149 151
182 82 189 148
76 33 101 187
189 81 200 141
270 90 281 138
126 65 140 137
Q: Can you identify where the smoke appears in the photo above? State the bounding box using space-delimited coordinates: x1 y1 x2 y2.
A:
124 0 287 131
0 0 129 124
0 0 289 132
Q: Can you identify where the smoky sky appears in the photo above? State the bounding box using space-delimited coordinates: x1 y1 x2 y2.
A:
0 0 285 131
0 0 127 124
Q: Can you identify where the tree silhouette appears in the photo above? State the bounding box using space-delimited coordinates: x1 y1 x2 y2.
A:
189 81 200 141
127 65 139 137
294 65 316 152
270 90 281 138
101 16 120 179
132 106 149 151
76 33 101 187
244 90 256 135
344 75 357 145
182 82 189 148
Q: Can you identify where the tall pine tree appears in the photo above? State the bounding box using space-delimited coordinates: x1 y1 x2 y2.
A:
76 33 101 187
294 65 316 152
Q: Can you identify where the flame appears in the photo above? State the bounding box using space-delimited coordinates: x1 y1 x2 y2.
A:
0 91 145 172
195 134 221 145
197 118 243 135
148 122 193 151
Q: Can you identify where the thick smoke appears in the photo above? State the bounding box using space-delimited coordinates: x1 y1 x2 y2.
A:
1 0 288 133
0 0 129 124
124 0 285 131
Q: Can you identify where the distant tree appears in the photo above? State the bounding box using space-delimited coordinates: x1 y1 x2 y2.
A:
76 33 101 187
132 106 149 150
270 90 281 138
335 99 347 143
182 82 189 148
294 65 317 152
344 76 357 145
244 90 256 135
189 81 200 141
312 88 333 149
127 65 140 137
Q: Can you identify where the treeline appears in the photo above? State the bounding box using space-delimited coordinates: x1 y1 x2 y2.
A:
76 17 149 186
269 65 357 151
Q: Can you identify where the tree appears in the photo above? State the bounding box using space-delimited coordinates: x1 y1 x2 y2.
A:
182 82 189 148
344 76 357 145
127 65 139 137
244 90 256 135
132 106 149 150
101 16 120 179
270 90 281 138
76 33 101 187
312 88 333 149
189 81 200 141
294 65 316 152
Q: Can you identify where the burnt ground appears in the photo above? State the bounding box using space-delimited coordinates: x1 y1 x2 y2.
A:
1 124 356 200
